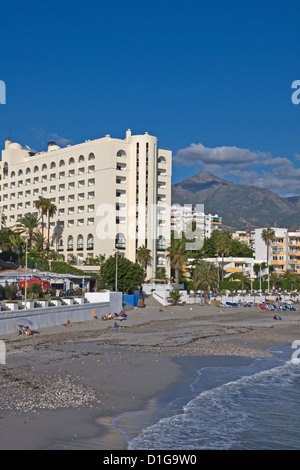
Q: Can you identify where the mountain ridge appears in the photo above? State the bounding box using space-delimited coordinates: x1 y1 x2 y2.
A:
171 171 300 231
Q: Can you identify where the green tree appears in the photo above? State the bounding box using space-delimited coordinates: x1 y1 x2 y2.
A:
261 227 275 269
16 213 40 249
35 196 49 249
8 231 25 265
166 238 188 288
136 245 152 275
155 267 168 282
100 256 146 292
192 260 218 304
167 289 183 305
214 231 232 281
47 202 57 251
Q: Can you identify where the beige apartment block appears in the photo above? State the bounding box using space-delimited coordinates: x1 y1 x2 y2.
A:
0 130 172 280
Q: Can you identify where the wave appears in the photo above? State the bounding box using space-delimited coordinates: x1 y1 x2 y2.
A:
127 351 300 450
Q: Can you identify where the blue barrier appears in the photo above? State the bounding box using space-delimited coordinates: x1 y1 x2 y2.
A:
123 294 140 307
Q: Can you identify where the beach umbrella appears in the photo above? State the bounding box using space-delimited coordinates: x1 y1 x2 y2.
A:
16 317 33 327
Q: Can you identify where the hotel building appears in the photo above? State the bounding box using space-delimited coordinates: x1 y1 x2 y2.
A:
171 203 222 241
0 130 172 279
253 227 300 274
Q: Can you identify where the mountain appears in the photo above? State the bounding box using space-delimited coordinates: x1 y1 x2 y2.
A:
171 172 300 231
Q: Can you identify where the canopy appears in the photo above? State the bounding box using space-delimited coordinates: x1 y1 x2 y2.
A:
19 277 50 290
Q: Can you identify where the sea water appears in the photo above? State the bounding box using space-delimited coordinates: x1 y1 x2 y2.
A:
113 343 300 450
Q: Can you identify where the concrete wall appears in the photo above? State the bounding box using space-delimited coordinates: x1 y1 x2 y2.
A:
0 292 122 336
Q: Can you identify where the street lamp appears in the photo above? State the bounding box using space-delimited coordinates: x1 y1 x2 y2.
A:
113 249 120 292
215 254 219 291
21 235 28 308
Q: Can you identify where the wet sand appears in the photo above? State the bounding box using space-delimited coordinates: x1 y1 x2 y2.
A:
0 302 299 450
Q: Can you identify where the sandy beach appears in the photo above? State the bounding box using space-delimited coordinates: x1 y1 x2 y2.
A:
0 300 299 450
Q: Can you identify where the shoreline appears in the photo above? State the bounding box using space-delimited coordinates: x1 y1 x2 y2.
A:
0 303 299 450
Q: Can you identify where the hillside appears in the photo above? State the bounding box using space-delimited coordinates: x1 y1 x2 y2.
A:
171 172 300 231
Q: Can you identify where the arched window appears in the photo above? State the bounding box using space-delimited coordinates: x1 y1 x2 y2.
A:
18 169 23 176
88 153 95 161
33 165 39 173
26 167 31 174
42 163 47 171
77 234 84 250
87 234 94 250
69 157 75 165
67 235 74 250
10 171 15 178
115 233 126 250
59 159 65 167
117 150 126 157
78 155 85 163
50 162 56 169
3 162 8 177
158 156 166 164
157 235 166 251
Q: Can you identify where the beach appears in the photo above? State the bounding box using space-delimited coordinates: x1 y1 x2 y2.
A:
0 301 299 450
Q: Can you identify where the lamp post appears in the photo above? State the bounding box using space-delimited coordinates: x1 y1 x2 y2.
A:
21 235 28 308
113 249 119 292
215 254 219 291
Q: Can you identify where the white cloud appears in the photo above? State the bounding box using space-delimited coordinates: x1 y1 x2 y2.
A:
173 142 267 167
173 142 300 197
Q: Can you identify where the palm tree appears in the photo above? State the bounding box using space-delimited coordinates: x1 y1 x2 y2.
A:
283 269 298 292
261 227 275 269
8 231 25 265
166 238 187 288
192 260 218 304
35 196 49 249
136 245 152 276
215 231 232 280
47 202 57 251
16 213 40 249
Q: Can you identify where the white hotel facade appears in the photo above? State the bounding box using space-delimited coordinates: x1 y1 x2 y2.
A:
0 130 172 279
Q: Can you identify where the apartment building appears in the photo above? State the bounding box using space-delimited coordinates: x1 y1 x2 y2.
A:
171 204 222 242
0 130 172 279
253 227 300 274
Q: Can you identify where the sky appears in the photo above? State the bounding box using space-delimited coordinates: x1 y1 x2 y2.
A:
1 0 300 197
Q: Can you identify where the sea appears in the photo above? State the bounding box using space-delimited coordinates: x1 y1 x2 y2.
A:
112 343 300 450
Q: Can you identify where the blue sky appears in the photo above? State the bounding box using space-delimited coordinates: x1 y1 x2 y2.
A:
1 0 300 196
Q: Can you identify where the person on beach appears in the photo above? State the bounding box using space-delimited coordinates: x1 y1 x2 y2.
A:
64 320 72 327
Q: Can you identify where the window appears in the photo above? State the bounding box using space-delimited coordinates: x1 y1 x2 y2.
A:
50 162 56 169
59 159 65 167
117 150 126 157
78 155 85 163
42 164 47 171
88 153 95 161
67 235 74 251
157 235 166 251
88 191 94 199
116 233 125 250
68 207 75 214
87 234 94 250
77 235 84 250
26 167 31 174
69 157 75 165
59 196 65 204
